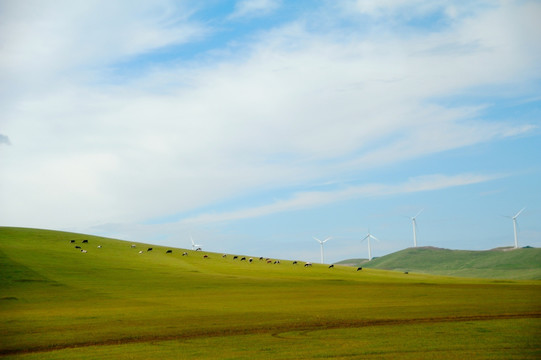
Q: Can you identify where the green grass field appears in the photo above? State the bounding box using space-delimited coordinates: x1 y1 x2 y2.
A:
1 227 540 359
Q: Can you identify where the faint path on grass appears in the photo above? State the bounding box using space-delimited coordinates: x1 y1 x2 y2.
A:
1 312 540 356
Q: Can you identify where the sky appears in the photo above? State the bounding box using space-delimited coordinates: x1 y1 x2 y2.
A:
1 0 540 264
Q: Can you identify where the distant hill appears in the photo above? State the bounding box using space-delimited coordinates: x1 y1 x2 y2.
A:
336 246 541 280
334 258 370 267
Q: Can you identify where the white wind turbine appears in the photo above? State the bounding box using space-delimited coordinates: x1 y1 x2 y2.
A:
190 235 202 251
313 236 332 263
361 231 380 261
509 208 525 249
410 209 423 248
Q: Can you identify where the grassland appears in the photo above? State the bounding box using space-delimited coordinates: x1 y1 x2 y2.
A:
338 246 541 280
1 227 540 359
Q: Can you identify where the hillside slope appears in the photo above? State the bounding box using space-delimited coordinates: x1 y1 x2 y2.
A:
355 246 541 279
1 227 540 359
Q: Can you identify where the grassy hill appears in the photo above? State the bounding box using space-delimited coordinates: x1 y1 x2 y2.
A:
338 246 541 280
1 227 540 359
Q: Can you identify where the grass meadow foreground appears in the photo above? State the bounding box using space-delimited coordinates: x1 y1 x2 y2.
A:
1 227 540 359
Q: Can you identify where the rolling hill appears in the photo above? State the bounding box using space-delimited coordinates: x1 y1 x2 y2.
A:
336 246 541 280
1 227 540 359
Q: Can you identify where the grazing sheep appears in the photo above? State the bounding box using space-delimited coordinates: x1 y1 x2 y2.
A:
274 260 280 264
147 248 153 252
241 257 246 261
304 262 312 267
139 251 143 254
259 257 263 260
182 252 188 256
75 246 81 249
233 256 238 260
203 255 208 258
97 245 102 248
82 240 88 243
328 264 334 268
131 244 136 248
292 261 298 265
166 250 172 254
70 240 75 243
356 267 363 271
81 249 87 253
249 258 253 262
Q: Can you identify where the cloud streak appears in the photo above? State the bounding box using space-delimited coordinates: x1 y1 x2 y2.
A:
180 173 504 225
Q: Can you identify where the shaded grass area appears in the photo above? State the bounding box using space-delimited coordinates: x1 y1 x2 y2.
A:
1 227 540 359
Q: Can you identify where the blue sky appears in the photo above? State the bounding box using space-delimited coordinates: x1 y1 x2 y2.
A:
1 0 540 263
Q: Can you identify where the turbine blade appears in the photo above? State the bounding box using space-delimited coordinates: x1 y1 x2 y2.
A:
323 237 332 243
370 234 380 242
514 207 526 218
413 208 424 219
313 237 322 243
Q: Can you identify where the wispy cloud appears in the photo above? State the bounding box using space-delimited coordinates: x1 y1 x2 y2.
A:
180 173 504 225
229 0 281 19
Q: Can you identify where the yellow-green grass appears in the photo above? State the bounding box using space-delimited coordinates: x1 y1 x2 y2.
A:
1 227 540 359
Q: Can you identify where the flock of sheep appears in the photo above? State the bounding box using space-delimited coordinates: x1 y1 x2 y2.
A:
69 239 364 271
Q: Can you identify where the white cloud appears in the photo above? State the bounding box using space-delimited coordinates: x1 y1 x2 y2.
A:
0 0 206 98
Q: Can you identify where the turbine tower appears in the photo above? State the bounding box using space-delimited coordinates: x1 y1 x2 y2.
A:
410 209 423 248
190 235 202 251
313 236 331 263
510 208 525 249
361 231 379 261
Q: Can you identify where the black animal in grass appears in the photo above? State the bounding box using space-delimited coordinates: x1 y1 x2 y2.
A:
82 240 88 243
166 250 172 254
147 247 153 252
328 264 334 269
356 267 362 271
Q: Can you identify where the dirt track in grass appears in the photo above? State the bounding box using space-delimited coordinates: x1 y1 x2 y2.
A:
2 312 540 357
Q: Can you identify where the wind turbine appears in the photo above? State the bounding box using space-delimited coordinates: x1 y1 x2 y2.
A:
361 231 379 261
313 236 332 263
190 235 202 251
509 208 525 249
410 209 423 248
